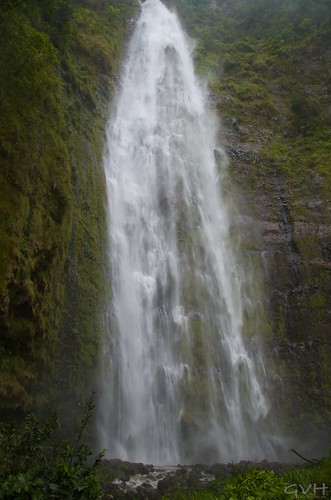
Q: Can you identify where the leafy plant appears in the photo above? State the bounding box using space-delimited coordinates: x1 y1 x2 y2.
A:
283 451 331 499
0 394 105 499
218 468 288 500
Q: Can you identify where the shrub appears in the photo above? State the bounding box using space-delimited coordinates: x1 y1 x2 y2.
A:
219 468 287 499
0 394 105 499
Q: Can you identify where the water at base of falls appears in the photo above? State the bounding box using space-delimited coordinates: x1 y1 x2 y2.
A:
99 0 277 465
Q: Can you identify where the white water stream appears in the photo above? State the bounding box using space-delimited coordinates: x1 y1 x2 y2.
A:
99 0 276 464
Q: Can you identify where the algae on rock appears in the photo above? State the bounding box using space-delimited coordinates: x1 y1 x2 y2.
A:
0 0 138 415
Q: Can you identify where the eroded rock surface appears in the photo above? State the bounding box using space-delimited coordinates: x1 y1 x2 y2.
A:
100 458 300 499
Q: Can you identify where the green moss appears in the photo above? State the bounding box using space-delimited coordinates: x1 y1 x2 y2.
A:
0 0 139 415
308 291 327 310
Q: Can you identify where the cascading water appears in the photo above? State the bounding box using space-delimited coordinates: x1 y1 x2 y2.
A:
99 0 276 464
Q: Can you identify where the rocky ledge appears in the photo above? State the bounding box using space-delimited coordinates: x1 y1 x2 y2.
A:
100 458 303 499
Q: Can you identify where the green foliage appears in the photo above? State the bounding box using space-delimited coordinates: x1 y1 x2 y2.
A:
283 452 331 495
219 469 288 499
291 92 321 135
161 461 331 499
0 395 105 499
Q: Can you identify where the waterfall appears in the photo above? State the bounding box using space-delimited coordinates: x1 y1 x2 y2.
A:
99 0 276 465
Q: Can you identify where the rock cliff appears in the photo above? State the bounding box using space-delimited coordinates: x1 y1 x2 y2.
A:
0 0 138 416
171 0 331 453
0 0 330 456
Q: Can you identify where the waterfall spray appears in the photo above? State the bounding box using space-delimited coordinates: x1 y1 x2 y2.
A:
99 0 276 464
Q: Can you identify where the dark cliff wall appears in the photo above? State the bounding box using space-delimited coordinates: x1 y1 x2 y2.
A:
0 0 138 416
1 0 330 455
170 0 331 451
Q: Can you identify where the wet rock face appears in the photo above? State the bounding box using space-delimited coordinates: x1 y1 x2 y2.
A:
220 100 331 452
164 0 331 458
100 459 302 498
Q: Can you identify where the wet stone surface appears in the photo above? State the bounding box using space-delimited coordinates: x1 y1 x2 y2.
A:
100 458 300 498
